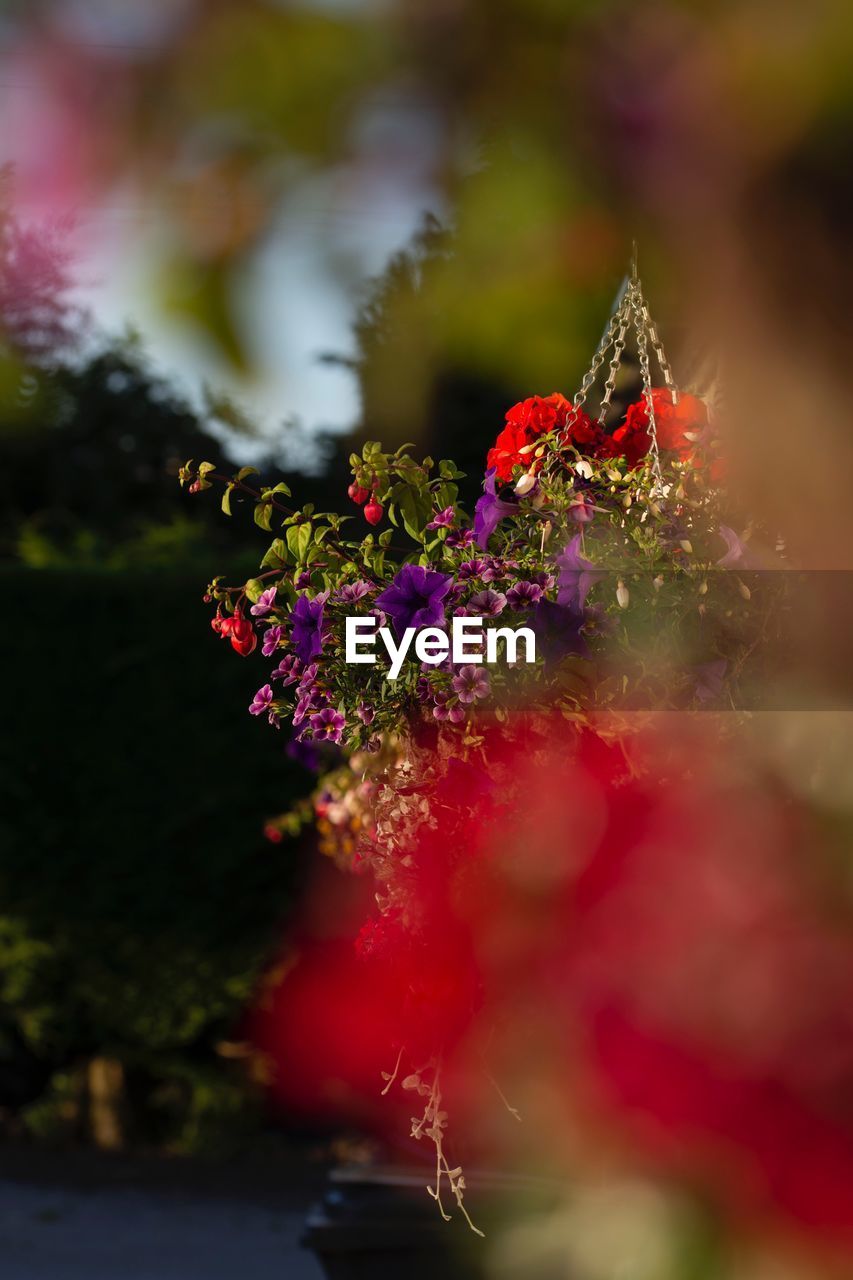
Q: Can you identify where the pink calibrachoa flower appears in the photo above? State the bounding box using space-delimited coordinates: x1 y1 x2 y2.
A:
451 665 491 704
468 589 507 617
251 587 278 617
271 654 302 685
427 506 455 530
356 701 375 725
432 691 465 723
262 625 284 657
309 707 346 743
505 581 544 610
249 685 274 716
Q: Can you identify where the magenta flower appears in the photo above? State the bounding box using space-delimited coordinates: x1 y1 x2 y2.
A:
334 580 375 604
271 654 302 685
262 624 284 657
249 684 274 716
457 559 487 581
290 592 327 662
568 494 595 525
356 701 375 725
427 506 455 530
432 691 465 723
375 564 453 636
309 707 346 743
468 588 507 617
506 581 543 610
250 587 278 617
451 665 490 704
446 528 476 549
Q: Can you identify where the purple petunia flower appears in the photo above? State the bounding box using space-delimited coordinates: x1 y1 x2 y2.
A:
555 534 603 611
375 564 453 636
290 592 327 662
473 468 518 549
249 684 274 716
716 525 754 569
451 665 490 704
468 588 507 617
457 559 487 581
271 654 303 685
427 506 455 530
262 624 284 657
250 587 278 618
505 581 543 610
334 579 375 604
309 707 346 743
533 599 587 664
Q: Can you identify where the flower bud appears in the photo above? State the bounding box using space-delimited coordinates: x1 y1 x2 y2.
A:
514 471 537 496
348 483 369 504
616 580 630 609
364 497 384 526
229 613 257 656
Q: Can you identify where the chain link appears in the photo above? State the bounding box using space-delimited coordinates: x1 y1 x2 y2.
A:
572 306 624 411
630 282 664 491
596 295 630 425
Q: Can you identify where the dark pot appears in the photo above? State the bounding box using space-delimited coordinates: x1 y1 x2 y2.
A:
302 1164 562 1280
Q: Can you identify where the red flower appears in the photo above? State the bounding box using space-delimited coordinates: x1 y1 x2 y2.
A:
229 611 257 656
608 388 707 467
487 393 598 482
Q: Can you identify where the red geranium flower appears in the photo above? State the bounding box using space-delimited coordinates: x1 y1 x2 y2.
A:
608 388 707 467
487 393 599 481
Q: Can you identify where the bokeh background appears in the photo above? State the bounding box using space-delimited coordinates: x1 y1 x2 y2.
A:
2 0 853 1274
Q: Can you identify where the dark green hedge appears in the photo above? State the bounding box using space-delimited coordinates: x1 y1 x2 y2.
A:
0 568 311 1142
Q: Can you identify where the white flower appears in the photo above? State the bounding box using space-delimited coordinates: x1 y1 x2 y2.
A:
616 580 630 609
514 470 537 496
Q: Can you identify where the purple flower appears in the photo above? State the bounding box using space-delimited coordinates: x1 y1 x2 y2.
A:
555 534 603 611
446 528 476 549
250 587 278 618
271 654 303 685
309 707 346 743
334 579 375 604
694 659 727 703
356 701 375 725
533 599 587 663
295 570 313 589
249 684 274 716
286 734 321 771
262 624 284 657
716 525 753 569
569 494 595 525
290 592 327 662
481 557 518 583
451 665 490 704
427 506 455 530
505 581 543 610
468 588 507 617
473 468 518 549
297 662 319 692
432 691 466 723
457 559 487 581
375 564 453 636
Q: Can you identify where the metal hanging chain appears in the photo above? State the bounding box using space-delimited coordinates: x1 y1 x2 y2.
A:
572 301 626 412
596 291 631 425
634 291 679 406
629 280 664 491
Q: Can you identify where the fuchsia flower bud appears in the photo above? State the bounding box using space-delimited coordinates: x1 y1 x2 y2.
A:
348 483 369 504
364 497 384 526
229 611 257 656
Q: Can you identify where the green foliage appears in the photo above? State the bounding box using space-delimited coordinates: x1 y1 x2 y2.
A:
0 567 312 1142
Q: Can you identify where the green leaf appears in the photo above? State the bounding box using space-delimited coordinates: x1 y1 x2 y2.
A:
261 538 290 568
286 522 312 563
221 484 234 516
235 466 258 482
262 482 291 501
254 502 273 533
198 461 216 478
244 578 264 603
